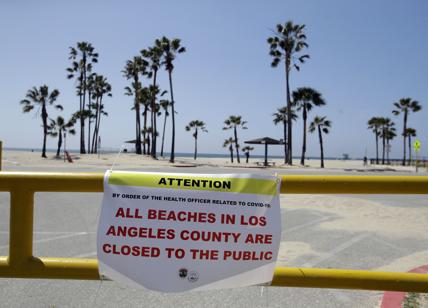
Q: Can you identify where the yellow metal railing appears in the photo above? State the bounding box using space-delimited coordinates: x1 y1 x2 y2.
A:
0 172 428 292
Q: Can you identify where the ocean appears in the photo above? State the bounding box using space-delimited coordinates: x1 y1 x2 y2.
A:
4 147 354 161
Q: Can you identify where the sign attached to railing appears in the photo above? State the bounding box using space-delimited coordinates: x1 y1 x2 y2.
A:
97 171 281 293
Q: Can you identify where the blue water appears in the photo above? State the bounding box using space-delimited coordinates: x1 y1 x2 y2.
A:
4 146 354 160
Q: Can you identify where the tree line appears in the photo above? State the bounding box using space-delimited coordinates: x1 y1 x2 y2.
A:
19 22 333 167
368 98 422 166
21 20 423 167
20 42 112 158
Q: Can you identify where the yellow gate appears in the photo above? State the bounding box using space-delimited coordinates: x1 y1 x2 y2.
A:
0 172 427 292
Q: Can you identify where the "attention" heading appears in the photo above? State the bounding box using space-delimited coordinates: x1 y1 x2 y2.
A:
158 177 232 189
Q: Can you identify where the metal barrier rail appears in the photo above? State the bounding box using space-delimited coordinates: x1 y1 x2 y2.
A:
0 172 427 293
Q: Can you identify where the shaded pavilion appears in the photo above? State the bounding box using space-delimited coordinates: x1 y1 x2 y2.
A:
244 137 284 166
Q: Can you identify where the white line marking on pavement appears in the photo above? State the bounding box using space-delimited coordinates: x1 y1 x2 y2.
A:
72 251 97 258
283 216 332 234
0 231 95 235
0 232 88 250
372 237 406 253
302 233 369 267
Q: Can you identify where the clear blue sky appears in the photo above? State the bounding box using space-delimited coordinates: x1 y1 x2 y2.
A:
1 0 427 159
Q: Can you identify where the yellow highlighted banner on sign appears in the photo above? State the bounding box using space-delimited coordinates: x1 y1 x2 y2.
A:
108 172 278 195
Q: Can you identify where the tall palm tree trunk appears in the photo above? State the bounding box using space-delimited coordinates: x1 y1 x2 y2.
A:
134 76 142 155
229 145 234 163
168 70 176 163
95 106 102 153
80 116 85 154
151 70 158 159
41 104 48 158
135 104 142 154
283 119 288 164
194 129 198 160
142 107 148 155
87 90 91 153
234 126 240 163
92 97 102 153
160 112 168 157
386 139 390 164
57 129 63 157
382 134 385 165
79 73 86 154
318 125 324 168
375 132 379 164
301 106 307 165
285 57 292 165
91 97 99 153
147 133 151 154
408 135 412 166
81 65 87 154
402 111 407 166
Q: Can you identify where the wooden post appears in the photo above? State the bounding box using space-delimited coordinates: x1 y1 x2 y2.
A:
264 143 268 167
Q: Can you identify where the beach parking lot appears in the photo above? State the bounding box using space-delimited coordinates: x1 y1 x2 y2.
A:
0 152 427 307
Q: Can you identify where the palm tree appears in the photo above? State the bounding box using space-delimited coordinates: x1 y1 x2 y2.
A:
223 137 235 163
367 117 383 164
384 121 396 164
142 44 163 158
405 128 417 165
158 37 186 163
66 42 98 154
123 56 148 154
48 116 76 157
139 87 152 154
242 146 254 164
90 74 112 153
142 126 151 154
309 116 331 168
268 21 309 165
292 87 326 165
223 115 248 163
20 85 62 158
379 118 394 165
185 120 208 160
273 106 298 164
142 127 158 155
392 98 422 166
159 99 171 157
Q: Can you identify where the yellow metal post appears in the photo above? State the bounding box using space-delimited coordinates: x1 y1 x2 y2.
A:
8 189 34 266
271 267 428 293
280 175 428 194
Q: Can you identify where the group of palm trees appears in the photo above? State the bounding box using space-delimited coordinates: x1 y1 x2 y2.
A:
21 22 422 168
123 37 185 163
268 21 331 167
368 98 422 166
67 42 112 154
272 87 331 167
20 42 113 158
20 86 66 158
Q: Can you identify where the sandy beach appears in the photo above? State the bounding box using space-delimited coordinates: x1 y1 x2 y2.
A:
2 150 423 173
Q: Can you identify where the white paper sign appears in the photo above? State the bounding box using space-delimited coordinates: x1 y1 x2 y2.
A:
97 171 281 293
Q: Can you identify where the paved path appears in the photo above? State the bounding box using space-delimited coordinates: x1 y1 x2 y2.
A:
0 165 426 307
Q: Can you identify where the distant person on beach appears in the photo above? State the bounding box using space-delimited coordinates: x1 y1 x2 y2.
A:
363 156 368 166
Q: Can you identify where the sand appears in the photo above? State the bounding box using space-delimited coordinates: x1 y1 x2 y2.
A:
1 150 422 172
281 195 428 239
